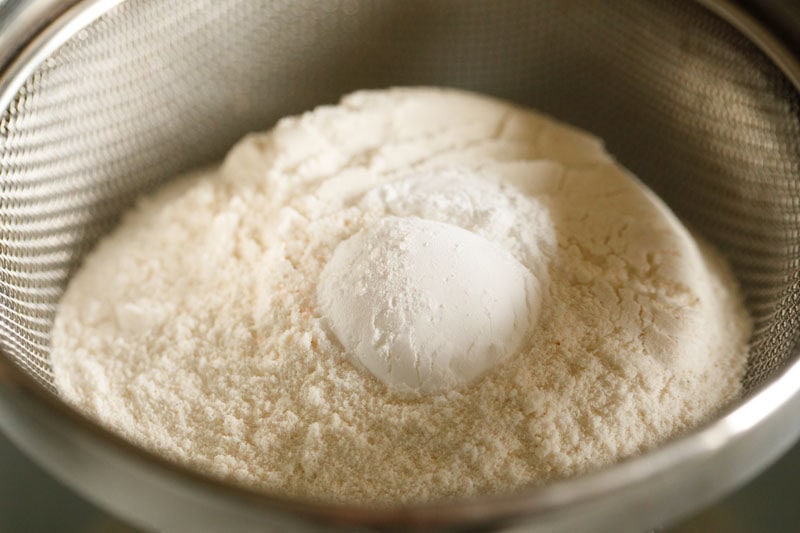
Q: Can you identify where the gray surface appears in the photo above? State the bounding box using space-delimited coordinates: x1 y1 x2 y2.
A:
0 427 798 533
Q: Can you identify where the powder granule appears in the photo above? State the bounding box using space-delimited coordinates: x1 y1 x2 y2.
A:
50 87 750 504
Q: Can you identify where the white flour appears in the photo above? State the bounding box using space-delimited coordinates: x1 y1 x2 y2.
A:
50 88 750 504
318 168 551 394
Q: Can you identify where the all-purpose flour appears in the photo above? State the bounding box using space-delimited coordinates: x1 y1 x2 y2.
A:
50 88 750 504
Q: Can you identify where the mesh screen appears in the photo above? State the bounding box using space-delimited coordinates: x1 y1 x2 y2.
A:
0 0 798 394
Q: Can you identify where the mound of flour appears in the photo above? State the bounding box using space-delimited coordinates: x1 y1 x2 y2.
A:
50 88 750 504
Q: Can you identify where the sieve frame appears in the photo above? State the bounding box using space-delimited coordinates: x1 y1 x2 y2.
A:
0 0 799 531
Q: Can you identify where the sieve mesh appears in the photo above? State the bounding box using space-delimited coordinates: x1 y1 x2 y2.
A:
0 0 798 396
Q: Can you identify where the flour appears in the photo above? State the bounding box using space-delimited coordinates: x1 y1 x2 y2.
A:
318 212 542 394
50 88 750 504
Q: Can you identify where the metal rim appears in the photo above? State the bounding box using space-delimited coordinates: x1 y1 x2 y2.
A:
0 0 798 528
697 0 800 84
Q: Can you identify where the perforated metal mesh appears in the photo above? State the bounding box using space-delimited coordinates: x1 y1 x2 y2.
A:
0 0 798 395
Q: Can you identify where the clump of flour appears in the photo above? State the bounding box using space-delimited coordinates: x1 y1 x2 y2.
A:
317 168 552 394
50 88 750 504
318 212 542 394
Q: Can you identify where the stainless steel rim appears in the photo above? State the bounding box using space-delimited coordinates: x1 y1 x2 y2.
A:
0 0 798 528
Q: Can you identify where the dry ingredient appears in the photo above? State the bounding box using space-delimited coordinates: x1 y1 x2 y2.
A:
318 180 545 394
50 88 750 504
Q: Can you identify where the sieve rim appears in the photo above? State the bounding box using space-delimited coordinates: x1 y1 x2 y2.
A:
4 334 800 529
0 0 799 528
698 0 800 84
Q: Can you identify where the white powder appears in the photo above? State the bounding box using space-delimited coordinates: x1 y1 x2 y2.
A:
50 87 750 504
318 183 545 394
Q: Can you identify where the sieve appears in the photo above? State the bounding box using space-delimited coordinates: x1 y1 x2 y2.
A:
0 0 799 531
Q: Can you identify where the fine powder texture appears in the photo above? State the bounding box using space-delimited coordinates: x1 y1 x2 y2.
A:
317 206 543 394
50 88 751 504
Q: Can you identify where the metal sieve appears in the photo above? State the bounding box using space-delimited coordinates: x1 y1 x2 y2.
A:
0 0 799 531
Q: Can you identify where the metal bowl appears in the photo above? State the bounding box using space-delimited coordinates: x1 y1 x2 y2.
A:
0 1 799 531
